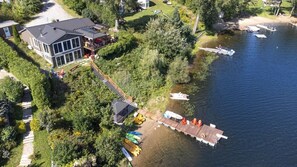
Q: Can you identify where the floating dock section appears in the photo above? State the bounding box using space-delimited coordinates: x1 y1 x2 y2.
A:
199 47 235 56
157 117 227 146
255 34 267 39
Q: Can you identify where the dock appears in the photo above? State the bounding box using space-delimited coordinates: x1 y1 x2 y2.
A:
256 24 277 32
199 47 235 56
255 34 267 39
157 116 227 146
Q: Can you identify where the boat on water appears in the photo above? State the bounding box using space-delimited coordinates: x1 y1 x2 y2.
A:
121 147 132 161
170 92 189 100
215 46 235 56
255 34 267 39
126 133 141 141
164 110 183 120
128 131 142 136
246 26 260 32
256 24 277 32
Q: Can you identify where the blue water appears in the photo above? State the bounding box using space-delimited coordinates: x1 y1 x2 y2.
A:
135 24 297 167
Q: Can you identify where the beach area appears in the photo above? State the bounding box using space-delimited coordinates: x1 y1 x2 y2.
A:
237 15 297 30
130 15 297 167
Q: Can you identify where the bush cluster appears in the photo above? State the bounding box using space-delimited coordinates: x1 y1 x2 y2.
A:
0 38 50 109
97 32 136 59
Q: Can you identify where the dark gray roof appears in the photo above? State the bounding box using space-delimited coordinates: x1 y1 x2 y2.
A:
26 18 95 44
112 99 136 124
75 27 107 39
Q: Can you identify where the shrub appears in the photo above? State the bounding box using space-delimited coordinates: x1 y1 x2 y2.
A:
97 31 136 59
0 77 23 102
15 120 26 134
30 118 40 131
0 38 50 109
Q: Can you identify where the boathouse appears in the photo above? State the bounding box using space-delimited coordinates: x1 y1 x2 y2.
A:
112 99 136 125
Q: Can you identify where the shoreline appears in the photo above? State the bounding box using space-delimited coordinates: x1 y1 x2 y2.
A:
237 15 297 30
131 15 297 166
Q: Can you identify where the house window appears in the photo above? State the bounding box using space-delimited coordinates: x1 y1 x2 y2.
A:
34 39 39 47
65 53 74 63
63 40 72 51
72 38 80 48
74 50 82 60
43 43 49 53
56 55 65 66
54 43 63 54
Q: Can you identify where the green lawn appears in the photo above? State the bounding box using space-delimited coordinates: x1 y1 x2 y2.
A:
5 140 23 167
125 0 176 21
249 0 293 18
31 130 51 167
8 38 52 71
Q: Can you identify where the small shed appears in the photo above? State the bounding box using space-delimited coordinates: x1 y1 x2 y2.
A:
0 20 19 39
112 99 137 125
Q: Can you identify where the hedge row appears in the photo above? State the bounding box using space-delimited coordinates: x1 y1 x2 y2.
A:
97 31 136 59
0 38 50 109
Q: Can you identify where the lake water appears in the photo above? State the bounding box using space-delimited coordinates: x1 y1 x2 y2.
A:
134 24 297 167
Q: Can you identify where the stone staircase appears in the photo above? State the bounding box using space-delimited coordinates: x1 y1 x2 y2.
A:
18 89 34 167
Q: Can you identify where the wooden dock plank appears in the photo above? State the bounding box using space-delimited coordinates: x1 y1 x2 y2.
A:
185 124 202 138
158 117 226 146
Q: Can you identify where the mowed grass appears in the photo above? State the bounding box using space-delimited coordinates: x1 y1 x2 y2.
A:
5 140 23 167
249 0 293 18
31 130 51 167
125 0 175 21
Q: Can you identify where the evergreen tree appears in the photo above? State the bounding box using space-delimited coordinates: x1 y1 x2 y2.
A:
12 25 20 45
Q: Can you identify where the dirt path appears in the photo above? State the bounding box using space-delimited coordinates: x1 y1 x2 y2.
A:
25 0 74 27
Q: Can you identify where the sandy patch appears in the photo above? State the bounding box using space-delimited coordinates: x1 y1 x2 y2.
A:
238 16 297 30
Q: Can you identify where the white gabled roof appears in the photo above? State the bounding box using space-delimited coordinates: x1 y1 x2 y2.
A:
0 20 18 29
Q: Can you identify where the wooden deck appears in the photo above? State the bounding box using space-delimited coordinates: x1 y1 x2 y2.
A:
158 117 227 146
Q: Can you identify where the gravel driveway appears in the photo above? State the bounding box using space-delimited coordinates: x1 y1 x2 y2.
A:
25 0 74 27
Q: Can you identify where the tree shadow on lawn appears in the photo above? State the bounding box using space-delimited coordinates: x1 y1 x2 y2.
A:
5 40 41 68
125 15 157 32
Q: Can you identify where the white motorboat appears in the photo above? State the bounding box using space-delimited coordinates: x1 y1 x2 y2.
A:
164 110 183 120
170 92 189 100
246 26 260 32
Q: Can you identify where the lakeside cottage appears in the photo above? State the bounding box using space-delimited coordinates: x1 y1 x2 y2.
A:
20 18 112 67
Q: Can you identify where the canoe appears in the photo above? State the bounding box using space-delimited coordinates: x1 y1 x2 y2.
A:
121 147 132 161
126 135 139 144
123 142 140 157
128 131 142 136
126 133 141 140
124 139 142 151
164 110 183 120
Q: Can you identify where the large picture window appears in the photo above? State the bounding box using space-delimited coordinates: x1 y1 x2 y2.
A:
56 56 65 66
74 50 82 60
54 43 63 54
72 38 80 48
65 53 74 63
63 40 72 51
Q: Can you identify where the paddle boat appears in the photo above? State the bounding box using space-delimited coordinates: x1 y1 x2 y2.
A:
170 92 189 100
